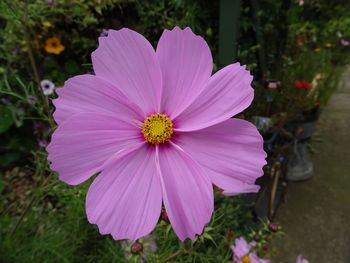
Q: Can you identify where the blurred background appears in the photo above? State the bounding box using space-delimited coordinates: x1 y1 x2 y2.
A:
0 0 349 262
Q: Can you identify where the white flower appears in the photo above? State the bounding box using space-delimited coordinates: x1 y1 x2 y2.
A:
40 80 55 95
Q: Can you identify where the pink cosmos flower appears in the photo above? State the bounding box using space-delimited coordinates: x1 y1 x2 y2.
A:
296 255 309 263
231 237 270 263
47 27 266 241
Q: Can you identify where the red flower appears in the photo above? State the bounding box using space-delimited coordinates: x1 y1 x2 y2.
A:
295 82 304 88
295 81 312 90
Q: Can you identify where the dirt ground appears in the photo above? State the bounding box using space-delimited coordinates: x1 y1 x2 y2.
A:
271 68 350 263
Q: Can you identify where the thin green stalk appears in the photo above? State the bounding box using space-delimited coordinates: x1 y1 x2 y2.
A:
9 172 53 237
160 248 186 263
22 0 52 125
9 194 39 237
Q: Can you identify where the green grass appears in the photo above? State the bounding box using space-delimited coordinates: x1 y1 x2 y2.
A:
0 168 265 263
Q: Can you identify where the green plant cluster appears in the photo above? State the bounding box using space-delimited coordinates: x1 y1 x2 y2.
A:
1 171 274 263
247 0 350 119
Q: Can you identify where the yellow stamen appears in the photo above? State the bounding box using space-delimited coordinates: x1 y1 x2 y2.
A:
242 255 251 263
142 114 173 144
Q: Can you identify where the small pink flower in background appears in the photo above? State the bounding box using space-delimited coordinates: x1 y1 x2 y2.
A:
296 255 309 263
27 95 38 105
38 139 48 148
340 39 349 46
47 27 266 241
231 237 253 260
231 237 270 263
47 0 56 6
100 29 109 37
40 79 55 95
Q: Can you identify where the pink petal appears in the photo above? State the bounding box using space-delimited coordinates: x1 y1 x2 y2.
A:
92 28 162 114
174 118 266 195
174 63 254 131
156 143 213 240
250 254 271 263
47 113 142 185
53 74 144 125
296 255 309 263
86 144 162 240
231 237 251 258
156 27 213 118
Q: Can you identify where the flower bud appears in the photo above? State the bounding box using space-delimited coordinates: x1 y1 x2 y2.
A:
161 210 169 223
268 223 279 232
226 229 235 242
130 241 143 254
254 233 261 242
262 245 269 252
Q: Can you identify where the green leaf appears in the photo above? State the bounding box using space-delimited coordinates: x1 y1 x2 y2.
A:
0 105 14 133
0 151 21 167
64 60 80 75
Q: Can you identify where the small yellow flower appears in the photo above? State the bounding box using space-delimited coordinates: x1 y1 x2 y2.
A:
324 42 332 48
42 21 52 28
314 48 321 53
45 37 65 55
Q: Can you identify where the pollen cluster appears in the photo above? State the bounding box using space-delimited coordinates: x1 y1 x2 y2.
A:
242 255 251 263
142 113 173 144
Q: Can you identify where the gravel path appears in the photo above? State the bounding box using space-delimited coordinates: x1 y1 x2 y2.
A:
271 68 350 263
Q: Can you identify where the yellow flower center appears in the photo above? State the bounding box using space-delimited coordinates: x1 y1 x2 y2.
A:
242 255 251 263
142 114 173 144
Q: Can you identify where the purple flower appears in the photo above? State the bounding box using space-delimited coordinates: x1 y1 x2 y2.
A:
340 39 349 46
100 29 109 37
0 98 10 104
33 121 42 131
47 0 56 6
47 27 266 241
231 237 270 263
40 80 55 95
38 139 48 148
27 95 38 105
150 241 157 253
231 237 253 259
296 255 309 263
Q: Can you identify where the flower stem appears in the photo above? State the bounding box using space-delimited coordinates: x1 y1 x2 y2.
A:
22 1 52 126
160 249 185 263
